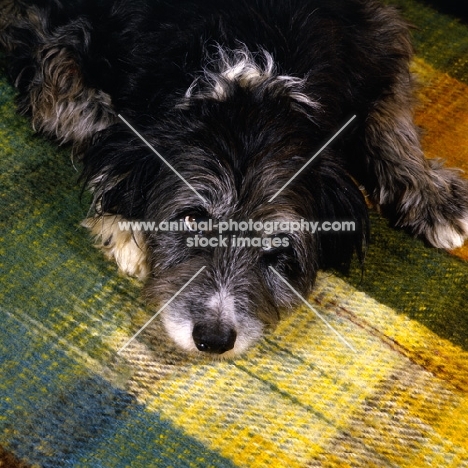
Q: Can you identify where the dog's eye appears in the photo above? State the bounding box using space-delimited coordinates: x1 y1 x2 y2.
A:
183 214 211 234
184 215 197 232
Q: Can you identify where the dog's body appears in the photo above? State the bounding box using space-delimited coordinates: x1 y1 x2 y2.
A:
1 0 468 356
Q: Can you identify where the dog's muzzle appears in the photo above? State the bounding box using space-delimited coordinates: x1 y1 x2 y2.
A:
192 323 237 354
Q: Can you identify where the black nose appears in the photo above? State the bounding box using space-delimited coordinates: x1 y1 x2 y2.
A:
192 323 237 354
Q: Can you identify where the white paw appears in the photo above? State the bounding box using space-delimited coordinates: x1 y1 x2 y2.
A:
82 215 150 279
427 217 468 250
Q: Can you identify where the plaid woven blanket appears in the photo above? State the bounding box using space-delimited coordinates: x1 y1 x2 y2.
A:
1 0 467 466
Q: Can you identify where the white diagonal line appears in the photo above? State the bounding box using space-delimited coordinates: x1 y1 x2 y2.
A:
268 114 357 202
116 266 206 355
268 266 357 353
117 114 207 203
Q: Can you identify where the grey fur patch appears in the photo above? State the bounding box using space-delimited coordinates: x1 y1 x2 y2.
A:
181 45 321 112
29 41 116 144
2 4 116 145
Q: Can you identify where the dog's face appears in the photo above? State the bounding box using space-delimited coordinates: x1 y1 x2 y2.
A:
142 159 320 356
84 51 368 357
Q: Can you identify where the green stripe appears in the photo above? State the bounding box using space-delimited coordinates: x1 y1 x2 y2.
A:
386 0 468 83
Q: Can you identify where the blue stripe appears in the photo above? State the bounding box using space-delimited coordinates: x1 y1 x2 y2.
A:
0 313 236 467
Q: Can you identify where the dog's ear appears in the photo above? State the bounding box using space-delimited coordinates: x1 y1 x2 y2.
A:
309 159 369 272
81 125 162 219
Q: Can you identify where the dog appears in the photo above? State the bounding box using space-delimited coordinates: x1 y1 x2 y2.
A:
1 0 467 357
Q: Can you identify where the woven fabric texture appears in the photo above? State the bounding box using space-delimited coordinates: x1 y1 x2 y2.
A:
1 0 467 467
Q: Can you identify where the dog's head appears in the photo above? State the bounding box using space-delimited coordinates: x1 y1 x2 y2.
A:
83 47 368 357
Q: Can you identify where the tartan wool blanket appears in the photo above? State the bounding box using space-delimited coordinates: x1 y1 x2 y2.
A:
1 0 467 467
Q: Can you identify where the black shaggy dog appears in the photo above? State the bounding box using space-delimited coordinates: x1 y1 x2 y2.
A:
1 0 467 356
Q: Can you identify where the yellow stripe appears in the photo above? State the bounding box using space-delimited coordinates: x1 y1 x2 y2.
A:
311 273 468 391
99 57 468 467
308 274 468 466
116 290 402 466
111 272 468 466
144 363 391 467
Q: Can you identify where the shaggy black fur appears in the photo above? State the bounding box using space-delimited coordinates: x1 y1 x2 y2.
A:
1 0 467 356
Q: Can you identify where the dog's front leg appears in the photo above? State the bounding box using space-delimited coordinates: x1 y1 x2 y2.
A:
0 0 116 145
362 77 468 249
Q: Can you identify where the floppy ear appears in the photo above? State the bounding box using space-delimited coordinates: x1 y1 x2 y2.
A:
309 158 369 271
81 124 162 219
